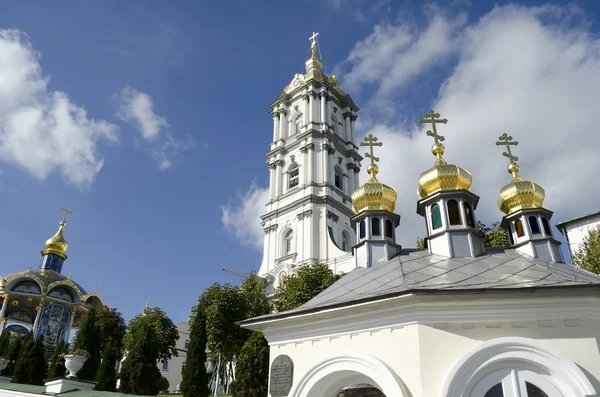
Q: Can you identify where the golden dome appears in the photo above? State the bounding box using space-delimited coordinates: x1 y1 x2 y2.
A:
417 142 472 199
42 221 68 258
352 164 397 214
498 162 545 214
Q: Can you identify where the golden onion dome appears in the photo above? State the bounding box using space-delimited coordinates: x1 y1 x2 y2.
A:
42 221 68 258
352 164 397 214
498 162 545 214
417 142 472 199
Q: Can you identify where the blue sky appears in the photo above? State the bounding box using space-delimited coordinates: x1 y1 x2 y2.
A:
1 0 600 324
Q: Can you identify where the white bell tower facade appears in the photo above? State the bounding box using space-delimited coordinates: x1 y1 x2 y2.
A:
257 33 362 292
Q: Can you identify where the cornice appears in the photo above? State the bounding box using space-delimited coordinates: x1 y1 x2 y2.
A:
262 190 355 222
267 128 362 162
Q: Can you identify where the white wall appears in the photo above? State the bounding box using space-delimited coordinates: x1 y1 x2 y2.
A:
561 213 600 262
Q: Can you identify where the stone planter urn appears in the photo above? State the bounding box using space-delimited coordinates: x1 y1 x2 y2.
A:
64 355 87 378
0 358 8 372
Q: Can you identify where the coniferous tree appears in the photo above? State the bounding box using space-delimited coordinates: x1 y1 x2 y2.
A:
2 336 22 376
231 332 270 397
25 336 47 385
11 332 33 383
181 306 210 397
119 321 163 396
74 306 101 381
0 332 10 358
48 340 68 379
94 338 118 392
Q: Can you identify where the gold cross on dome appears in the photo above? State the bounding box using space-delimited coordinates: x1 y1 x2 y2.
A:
309 32 319 46
360 134 383 167
418 109 447 144
60 204 72 223
496 133 519 163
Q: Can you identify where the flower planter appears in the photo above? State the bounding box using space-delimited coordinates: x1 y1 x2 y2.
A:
64 354 87 378
0 358 8 372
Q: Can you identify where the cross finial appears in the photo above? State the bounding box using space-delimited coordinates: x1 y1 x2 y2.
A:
360 134 383 175
96 284 101 294
309 32 319 57
60 205 72 223
145 296 151 309
496 133 520 177
418 109 448 159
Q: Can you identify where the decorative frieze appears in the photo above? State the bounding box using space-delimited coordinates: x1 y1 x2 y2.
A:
264 224 278 234
297 210 313 220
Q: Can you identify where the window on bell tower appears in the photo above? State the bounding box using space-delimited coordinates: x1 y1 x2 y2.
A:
334 166 343 190
288 165 299 188
285 230 293 254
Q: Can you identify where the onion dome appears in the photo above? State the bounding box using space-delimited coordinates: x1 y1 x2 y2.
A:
41 205 71 259
417 109 472 199
352 134 397 214
352 164 397 213
496 133 545 214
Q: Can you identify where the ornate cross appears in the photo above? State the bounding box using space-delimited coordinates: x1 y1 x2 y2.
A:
360 134 383 167
60 204 72 223
418 109 447 144
309 32 319 46
145 296 151 308
495 133 519 163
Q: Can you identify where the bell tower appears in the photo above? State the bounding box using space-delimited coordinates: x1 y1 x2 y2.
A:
258 33 363 292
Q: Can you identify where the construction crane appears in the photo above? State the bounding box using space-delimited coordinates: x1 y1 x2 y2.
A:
221 266 248 279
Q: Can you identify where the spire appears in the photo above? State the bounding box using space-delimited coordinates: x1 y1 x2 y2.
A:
41 205 72 270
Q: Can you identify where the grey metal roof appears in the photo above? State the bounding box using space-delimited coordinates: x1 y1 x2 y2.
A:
243 248 600 323
555 210 600 229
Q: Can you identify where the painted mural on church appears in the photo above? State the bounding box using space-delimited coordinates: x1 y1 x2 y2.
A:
35 303 70 344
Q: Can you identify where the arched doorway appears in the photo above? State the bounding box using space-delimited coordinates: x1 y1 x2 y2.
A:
288 353 407 397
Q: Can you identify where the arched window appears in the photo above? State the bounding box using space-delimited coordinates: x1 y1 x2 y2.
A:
359 221 366 239
288 165 299 189
542 217 552 236
464 202 475 228
471 368 561 397
447 200 461 225
431 203 442 230
294 116 303 134
342 231 349 250
285 230 293 254
529 216 541 235
515 219 525 237
334 166 343 190
371 218 381 236
385 220 393 238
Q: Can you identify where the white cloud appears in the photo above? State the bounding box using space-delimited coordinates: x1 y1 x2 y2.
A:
114 86 168 142
323 0 392 22
345 4 600 247
0 30 118 188
221 182 269 250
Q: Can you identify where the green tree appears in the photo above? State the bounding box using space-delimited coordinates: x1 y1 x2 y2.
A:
241 273 271 319
158 376 170 394
124 307 179 363
181 305 210 397
11 332 33 383
574 225 600 273
416 237 425 249
2 336 22 376
274 263 342 312
119 321 163 396
231 332 270 397
94 338 118 392
0 332 10 358
96 307 127 359
48 339 68 379
476 221 511 248
74 305 101 380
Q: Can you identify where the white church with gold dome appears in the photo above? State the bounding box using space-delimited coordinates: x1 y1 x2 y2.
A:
0 207 104 345
245 33 600 397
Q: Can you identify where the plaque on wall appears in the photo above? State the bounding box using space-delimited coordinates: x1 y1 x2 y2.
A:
270 354 294 397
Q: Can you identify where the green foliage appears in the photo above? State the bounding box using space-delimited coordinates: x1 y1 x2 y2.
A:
241 273 271 319
2 336 22 376
94 338 118 392
274 263 342 312
181 306 210 397
124 307 179 362
96 306 127 359
74 305 101 381
11 332 33 383
574 225 600 273
231 332 269 397
12 335 47 385
0 332 10 358
158 376 170 394
416 237 425 249
48 339 68 379
476 221 511 248
200 283 247 363
120 307 178 395
119 321 163 395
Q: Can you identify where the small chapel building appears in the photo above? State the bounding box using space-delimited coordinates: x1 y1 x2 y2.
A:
242 34 600 397
0 206 104 345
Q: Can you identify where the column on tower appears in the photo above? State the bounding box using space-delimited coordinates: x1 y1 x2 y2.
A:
346 164 355 193
344 112 351 142
308 93 315 127
278 109 287 140
350 114 357 143
269 162 277 199
322 142 330 185
320 91 328 129
272 114 280 142
354 167 360 192
275 159 284 196
308 143 315 184
303 94 309 126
